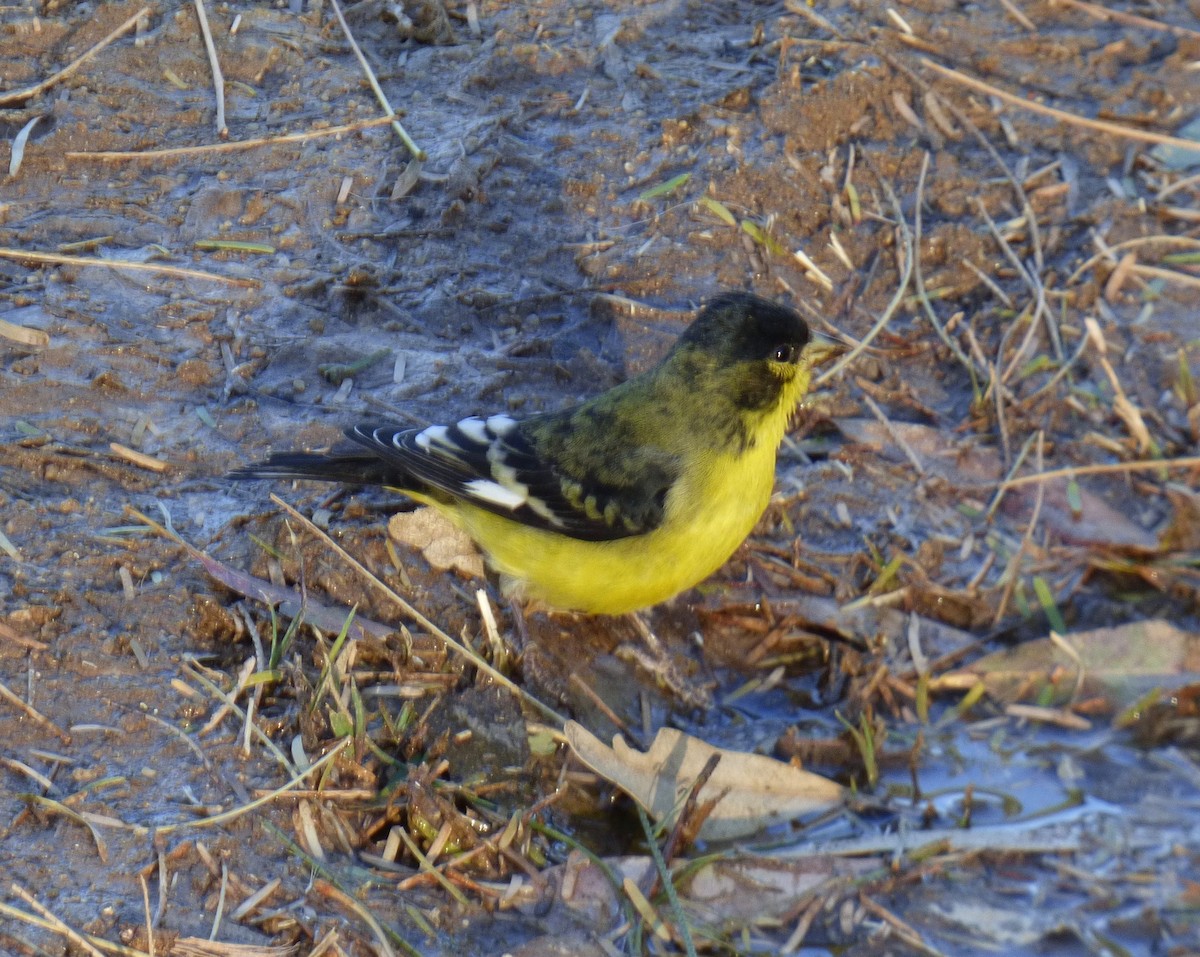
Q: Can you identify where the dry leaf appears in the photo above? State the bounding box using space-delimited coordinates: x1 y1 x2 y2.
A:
565 722 843 841
836 417 1002 483
0 314 50 347
954 619 1200 711
388 507 485 579
837 418 1158 550
556 850 872 926
1002 479 1158 551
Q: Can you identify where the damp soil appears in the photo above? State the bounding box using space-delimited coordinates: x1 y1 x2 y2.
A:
2 1 1200 955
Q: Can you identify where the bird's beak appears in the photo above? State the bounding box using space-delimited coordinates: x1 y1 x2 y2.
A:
805 331 849 366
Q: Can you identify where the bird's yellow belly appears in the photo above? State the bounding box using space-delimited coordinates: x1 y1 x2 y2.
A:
451 443 777 615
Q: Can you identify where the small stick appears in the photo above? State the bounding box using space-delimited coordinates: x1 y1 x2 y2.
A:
110 442 169 473
9 884 105 957
328 0 426 161
862 393 925 475
67 115 397 162
0 679 71 743
193 0 227 138
995 0 1036 31
0 7 151 106
0 247 256 287
268 494 569 727
993 455 1200 491
1051 0 1200 39
924 59 1200 150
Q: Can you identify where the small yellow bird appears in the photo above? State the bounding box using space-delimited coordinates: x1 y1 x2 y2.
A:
230 292 839 614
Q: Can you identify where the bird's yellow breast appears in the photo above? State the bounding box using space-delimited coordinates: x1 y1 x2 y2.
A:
446 421 783 615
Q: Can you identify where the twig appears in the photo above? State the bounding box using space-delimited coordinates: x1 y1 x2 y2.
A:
992 432 1046 626
1157 172 1200 202
783 0 842 37
0 7 151 106
155 737 349 835
0 621 44 650
138 874 154 957
1011 325 1089 412
988 431 1036 520
327 0 426 160
862 394 925 475
1067 234 1200 285
910 152 983 381
1005 703 1091 730
870 48 1046 274
972 197 1060 365
1122 262 1200 292
568 674 634 738
110 442 168 473
923 59 1200 150
659 753 722 868
0 900 150 956
313 880 399 957
995 0 1036 31
0 678 71 743
9 884 106 957
66 115 397 161
193 0 227 138
1084 317 1153 453
961 257 1013 308
859 894 948 957
0 247 257 287
268 494 569 727
1050 0 1200 39
817 173 914 384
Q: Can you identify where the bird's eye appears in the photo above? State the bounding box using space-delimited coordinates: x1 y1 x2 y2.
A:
772 344 798 363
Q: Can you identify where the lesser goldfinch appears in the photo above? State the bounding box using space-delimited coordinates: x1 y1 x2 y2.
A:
229 292 839 614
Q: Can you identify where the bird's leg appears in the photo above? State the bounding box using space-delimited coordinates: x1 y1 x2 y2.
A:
614 612 715 712
507 596 532 651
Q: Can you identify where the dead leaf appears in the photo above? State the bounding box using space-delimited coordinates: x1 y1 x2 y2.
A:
128 506 397 641
681 855 872 920
0 313 50 347
388 507 485 579
556 850 871 927
929 898 1061 948
835 417 1003 483
1159 485 1200 551
1003 479 1158 551
565 722 844 841
836 417 1159 550
951 619 1200 711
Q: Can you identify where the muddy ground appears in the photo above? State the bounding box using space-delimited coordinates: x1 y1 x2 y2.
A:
2 1 1199 955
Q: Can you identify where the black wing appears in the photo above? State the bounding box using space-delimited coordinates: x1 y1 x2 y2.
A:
347 415 674 543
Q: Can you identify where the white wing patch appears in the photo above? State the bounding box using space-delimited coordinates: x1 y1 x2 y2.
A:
413 425 449 451
464 478 527 509
455 416 490 444
345 415 664 542
486 414 517 435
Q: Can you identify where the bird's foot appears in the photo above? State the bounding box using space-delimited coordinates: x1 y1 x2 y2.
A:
615 614 714 712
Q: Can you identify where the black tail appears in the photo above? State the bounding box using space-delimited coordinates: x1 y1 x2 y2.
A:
227 452 405 487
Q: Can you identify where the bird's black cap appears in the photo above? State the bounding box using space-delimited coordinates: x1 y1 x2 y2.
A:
678 291 811 364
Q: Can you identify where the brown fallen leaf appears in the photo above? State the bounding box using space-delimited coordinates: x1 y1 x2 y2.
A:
0 312 51 347
388 507 486 580
946 619 1200 712
555 849 873 928
125 504 396 641
565 721 844 841
835 416 1003 484
836 417 1159 550
1001 478 1158 551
